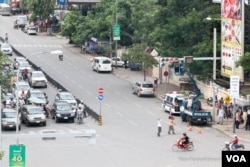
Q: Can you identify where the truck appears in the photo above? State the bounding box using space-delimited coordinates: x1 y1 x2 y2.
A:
15 15 27 28
180 69 212 125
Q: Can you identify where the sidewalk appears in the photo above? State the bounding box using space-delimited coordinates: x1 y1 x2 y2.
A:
60 38 250 143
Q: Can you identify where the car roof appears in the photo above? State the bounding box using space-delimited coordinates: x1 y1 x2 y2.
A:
1 43 11 47
16 81 29 85
32 71 44 74
58 91 73 95
2 108 16 112
23 105 41 109
29 89 44 93
54 101 70 105
137 81 153 84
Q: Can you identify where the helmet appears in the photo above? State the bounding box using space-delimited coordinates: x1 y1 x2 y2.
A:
183 133 186 136
234 134 237 137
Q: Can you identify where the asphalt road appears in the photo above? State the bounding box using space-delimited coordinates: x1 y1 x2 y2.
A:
1 15 250 167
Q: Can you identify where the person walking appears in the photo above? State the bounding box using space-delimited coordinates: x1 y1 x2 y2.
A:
157 118 162 137
235 110 241 129
242 110 248 129
154 77 158 90
217 106 225 125
168 116 175 135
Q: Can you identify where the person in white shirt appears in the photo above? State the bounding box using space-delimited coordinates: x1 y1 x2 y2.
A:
157 118 162 137
218 107 225 125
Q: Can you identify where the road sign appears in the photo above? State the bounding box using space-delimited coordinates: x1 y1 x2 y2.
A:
9 144 26 167
98 94 104 101
98 88 104 94
230 75 240 98
164 71 169 77
113 25 120 40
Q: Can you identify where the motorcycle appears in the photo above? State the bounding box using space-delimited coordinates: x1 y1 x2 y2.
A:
59 54 63 61
172 138 194 151
207 97 217 106
222 141 245 151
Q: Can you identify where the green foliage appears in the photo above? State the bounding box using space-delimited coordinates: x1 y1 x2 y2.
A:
236 52 250 71
0 52 13 95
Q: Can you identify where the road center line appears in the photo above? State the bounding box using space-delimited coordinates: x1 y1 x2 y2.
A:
123 97 130 101
134 103 141 108
116 111 124 117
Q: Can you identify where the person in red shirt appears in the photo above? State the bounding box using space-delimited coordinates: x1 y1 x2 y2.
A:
231 134 239 150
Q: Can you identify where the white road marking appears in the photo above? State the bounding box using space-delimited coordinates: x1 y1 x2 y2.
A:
134 103 141 108
116 111 124 117
86 90 92 95
147 111 156 117
123 97 130 101
105 103 111 108
78 85 84 89
114 91 120 95
129 120 137 126
71 80 76 84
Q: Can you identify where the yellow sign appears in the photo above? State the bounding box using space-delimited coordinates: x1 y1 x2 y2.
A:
224 95 232 104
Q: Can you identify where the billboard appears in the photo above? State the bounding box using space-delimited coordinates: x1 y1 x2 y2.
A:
221 0 244 81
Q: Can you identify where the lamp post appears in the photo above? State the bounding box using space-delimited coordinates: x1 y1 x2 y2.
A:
206 16 219 122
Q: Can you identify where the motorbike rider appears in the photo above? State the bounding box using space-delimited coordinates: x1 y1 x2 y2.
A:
22 68 28 80
231 134 239 150
9 97 16 108
59 54 63 60
180 133 189 148
78 100 86 117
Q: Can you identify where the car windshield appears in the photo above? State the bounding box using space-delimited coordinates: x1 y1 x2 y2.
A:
19 62 30 67
60 93 74 100
28 108 42 114
16 84 30 90
31 92 45 99
32 72 44 77
1 44 10 48
5 94 14 100
2 112 16 118
29 27 36 30
142 83 153 88
102 60 111 64
57 104 71 111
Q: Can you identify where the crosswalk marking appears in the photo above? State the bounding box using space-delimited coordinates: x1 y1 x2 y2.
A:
12 44 63 48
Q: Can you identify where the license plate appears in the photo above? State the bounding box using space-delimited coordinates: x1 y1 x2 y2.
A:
197 118 201 121
36 121 40 123
64 117 68 119
9 125 13 127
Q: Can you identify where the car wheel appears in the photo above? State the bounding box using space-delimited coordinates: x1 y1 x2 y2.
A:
137 91 141 97
19 125 21 130
26 120 30 127
44 84 47 88
71 119 75 123
55 117 59 123
43 122 46 126
132 88 135 94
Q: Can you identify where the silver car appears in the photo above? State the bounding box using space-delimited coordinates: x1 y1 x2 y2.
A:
1 108 21 130
28 71 48 88
111 57 125 67
20 105 46 126
55 91 77 112
132 81 155 97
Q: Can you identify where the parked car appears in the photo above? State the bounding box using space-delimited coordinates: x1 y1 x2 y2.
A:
54 91 77 113
91 56 113 73
12 81 31 97
132 81 155 97
51 101 75 123
13 57 26 70
25 89 47 104
111 57 125 67
1 108 21 130
22 25 30 33
27 26 37 35
18 61 32 72
0 43 13 56
20 105 46 126
130 63 142 71
28 71 47 88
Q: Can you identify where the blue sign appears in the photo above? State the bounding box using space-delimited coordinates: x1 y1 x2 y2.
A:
98 95 104 101
57 0 66 5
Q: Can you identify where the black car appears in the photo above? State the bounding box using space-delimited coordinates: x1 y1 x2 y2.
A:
51 101 75 123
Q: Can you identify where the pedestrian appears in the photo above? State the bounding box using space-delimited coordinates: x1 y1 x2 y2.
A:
246 114 250 131
235 110 241 129
154 77 158 90
157 118 162 137
78 100 86 117
168 116 175 135
217 106 225 125
242 110 248 128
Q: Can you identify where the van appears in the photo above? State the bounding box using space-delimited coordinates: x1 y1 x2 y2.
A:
162 91 186 114
0 3 11 16
16 15 28 28
235 99 250 111
91 56 112 73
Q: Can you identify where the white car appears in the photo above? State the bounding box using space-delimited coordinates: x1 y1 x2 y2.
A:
13 57 26 69
28 71 48 88
91 56 112 73
27 26 37 35
111 57 125 67
12 81 31 97
18 61 32 72
0 43 13 56
1 108 21 130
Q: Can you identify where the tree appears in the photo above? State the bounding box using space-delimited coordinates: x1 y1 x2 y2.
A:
236 52 250 72
0 52 13 96
127 43 158 81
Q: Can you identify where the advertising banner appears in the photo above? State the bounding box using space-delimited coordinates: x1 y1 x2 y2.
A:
221 0 244 81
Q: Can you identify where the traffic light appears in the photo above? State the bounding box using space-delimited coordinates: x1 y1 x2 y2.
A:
159 57 169 67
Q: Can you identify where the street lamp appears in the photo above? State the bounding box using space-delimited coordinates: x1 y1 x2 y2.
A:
206 16 220 122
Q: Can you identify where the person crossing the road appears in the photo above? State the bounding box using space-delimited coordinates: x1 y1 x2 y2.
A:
76 106 84 124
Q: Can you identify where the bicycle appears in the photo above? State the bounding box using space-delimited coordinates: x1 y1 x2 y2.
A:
76 113 84 124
